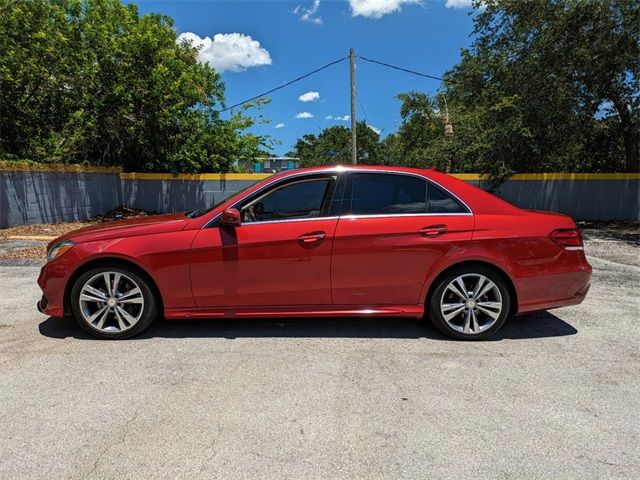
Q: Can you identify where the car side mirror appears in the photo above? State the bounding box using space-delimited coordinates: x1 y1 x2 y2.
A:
220 208 241 227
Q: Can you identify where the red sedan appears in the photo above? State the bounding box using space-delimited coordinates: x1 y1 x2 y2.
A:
37 166 591 340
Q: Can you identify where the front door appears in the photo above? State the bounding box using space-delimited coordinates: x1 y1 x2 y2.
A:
190 175 339 307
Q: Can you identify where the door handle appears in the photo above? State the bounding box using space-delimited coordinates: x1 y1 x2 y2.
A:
298 231 326 243
420 224 448 237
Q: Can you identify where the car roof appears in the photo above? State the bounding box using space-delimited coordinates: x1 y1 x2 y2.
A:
274 164 434 177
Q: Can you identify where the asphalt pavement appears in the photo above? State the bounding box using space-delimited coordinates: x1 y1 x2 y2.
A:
0 229 638 479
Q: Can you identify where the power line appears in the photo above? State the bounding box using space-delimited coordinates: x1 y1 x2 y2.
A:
356 92 371 125
357 55 446 83
221 56 348 113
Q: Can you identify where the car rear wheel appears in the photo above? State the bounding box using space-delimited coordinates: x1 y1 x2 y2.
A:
427 266 511 340
70 267 158 339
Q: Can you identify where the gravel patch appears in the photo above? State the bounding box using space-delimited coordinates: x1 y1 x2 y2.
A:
0 221 95 240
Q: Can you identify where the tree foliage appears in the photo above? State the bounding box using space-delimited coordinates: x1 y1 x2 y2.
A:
0 0 272 172
382 92 449 170
288 122 383 167
442 0 639 176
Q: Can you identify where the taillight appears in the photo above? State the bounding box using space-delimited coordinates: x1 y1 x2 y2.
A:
550 228 583 250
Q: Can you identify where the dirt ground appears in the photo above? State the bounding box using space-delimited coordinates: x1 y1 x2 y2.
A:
0 206 152 260
0 221 95 240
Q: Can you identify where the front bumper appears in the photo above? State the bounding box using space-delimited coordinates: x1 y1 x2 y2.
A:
37 250 81 317
37 295 48 313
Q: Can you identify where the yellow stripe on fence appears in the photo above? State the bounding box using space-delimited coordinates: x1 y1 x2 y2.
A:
120 172 640 181
507 173 640 180
119 172 273 181
451 173 640 181
450 173 483 180
0 163 121 174
2 163 637 181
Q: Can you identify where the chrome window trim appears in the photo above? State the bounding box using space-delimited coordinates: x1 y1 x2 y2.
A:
341 213 473 220
202 167 473 228
235 216 341 226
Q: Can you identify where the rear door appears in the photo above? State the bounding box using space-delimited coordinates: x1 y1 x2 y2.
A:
331 172 474 306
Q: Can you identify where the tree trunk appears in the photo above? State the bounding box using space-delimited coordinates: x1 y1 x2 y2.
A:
611 95 639 173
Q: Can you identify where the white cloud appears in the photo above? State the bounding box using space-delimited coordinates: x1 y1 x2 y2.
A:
294 0 323 24
177 32 271 73
445 0 473 8
326 115 351 121
348 0 421 19
275 123 286 128
368 125 382 134
299 91 320 102
295 112 314 119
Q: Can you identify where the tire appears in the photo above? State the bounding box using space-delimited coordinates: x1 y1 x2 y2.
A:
427 265 511 340
70 266 158 339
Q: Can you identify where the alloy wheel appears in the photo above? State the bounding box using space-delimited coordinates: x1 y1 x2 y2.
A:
78 271 145 333
439 273 503 335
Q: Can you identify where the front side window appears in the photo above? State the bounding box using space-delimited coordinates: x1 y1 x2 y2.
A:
349 173 427 215
240 178 332 223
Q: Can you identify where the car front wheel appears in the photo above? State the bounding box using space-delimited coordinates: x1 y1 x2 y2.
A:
427 266 511 340
70 267 158 339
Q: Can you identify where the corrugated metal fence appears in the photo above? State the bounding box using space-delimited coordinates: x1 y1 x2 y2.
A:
1 168 638 228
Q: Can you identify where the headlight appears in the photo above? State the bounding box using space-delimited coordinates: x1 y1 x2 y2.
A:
47 240 75 262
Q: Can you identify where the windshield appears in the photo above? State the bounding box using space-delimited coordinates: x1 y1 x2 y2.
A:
186 183 258 218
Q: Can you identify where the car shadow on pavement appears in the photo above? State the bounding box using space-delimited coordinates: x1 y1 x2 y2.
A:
39 310 577 341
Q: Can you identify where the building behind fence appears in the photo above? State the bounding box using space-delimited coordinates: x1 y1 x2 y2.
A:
236 157 300 174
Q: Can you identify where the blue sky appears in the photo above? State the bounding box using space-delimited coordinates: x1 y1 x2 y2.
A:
131 0 479 155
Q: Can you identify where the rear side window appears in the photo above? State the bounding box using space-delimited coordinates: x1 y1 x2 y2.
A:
349 173 427 215
427 183 467 214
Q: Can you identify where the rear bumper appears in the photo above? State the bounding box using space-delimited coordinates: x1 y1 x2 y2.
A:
517 280 591 314
516 259 592 314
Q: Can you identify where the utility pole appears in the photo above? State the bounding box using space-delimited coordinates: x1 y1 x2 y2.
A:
442 94 453 173
349 48 357 165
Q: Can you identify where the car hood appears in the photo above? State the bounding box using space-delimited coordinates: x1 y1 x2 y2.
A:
52 213 191 246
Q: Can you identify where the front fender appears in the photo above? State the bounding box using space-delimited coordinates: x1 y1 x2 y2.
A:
66 231 197 310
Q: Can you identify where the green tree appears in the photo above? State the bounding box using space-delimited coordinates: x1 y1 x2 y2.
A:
382 92 448 170
0 0 272 172
288 122 383 166
443 0 639 174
